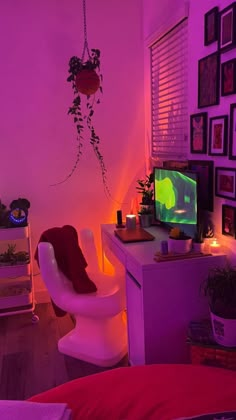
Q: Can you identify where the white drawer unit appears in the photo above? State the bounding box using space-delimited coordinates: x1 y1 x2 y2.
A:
101 224 227 365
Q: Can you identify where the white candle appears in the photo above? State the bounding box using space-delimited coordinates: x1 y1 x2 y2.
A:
126 214 136 230
210 238 221 254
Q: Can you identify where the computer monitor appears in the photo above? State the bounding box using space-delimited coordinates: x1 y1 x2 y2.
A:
154 167 198 238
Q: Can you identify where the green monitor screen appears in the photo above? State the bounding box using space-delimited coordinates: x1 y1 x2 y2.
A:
154 167 198 237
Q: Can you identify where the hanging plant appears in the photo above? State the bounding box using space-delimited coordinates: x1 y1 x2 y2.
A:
52 0 110 196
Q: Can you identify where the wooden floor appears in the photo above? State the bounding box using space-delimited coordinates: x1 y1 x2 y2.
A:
0 303 128 401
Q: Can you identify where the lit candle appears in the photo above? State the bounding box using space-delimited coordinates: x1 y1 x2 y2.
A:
210 238 221 254
126 214 136 230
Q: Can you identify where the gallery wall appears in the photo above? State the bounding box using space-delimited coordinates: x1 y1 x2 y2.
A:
188 0 236 260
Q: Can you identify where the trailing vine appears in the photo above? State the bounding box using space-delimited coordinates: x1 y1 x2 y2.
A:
51 0 110 196
52 49 110 196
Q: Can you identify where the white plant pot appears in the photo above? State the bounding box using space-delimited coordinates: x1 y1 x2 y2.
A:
139 214 152 228
210 311 236 347
192 242 205 253
168 237 192 254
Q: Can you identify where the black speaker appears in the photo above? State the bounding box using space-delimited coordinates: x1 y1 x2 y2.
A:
116 210 124 227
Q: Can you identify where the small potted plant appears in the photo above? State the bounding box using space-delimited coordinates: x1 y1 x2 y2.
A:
193 223 204 253
136 173 154 228
168 227 192 254
0 244 17 265
0 244 29 266
202 265 236 347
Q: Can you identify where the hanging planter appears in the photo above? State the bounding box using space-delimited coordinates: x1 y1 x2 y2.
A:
52 0 110 197
75 68 100 95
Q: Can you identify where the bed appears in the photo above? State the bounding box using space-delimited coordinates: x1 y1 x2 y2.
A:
28 364 236 419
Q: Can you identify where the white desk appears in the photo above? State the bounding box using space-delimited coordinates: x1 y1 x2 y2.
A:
101 224 227 366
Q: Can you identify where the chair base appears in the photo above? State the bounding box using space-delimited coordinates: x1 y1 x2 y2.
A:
58 311 127 367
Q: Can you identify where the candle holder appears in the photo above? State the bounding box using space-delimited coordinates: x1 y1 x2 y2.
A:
210 238 221 255
126 215 136 230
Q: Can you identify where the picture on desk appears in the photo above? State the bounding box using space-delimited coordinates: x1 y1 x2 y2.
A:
154 168 198 237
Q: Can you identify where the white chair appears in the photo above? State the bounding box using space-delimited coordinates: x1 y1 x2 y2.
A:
37 234 127 367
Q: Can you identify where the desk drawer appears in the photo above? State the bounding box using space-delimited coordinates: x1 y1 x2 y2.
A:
103 232 126 265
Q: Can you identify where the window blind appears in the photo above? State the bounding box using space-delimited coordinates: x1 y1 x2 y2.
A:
150 18 188 159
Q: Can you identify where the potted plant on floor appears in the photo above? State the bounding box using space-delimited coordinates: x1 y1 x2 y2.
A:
202 265 236 347
136 173 154 228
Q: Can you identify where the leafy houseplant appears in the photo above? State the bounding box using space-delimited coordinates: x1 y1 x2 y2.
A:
136 173 154 227
202 265 236 347
136 172 154 208
202 265 236 319
0 244 29 266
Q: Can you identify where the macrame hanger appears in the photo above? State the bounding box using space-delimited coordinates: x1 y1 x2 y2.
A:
81 0 91 62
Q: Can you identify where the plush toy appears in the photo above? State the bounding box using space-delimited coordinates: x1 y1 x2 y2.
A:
9 198 30 227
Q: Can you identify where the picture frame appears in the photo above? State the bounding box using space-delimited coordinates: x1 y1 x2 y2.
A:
209 115 228 156
229 103 236 160
198 52 220 108
188 159 214 212
215 167 236 200
204 7 219 46
221 58 236 96
190 112 207 154
163 160 188 170
219 2 236 53
222 204 236 238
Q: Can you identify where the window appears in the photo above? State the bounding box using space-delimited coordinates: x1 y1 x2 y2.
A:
150 18 188 159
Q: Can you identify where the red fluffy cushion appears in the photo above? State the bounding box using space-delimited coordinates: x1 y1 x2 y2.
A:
29 364 236 419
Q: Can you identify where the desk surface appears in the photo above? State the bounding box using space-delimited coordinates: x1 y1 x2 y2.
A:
101 224 224 272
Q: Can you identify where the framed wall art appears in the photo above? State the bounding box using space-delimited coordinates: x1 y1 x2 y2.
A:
215 167 236 200
222 204 236 238
204 7 219 46
209 115 228 156
188 159 214 212
219 2 236 53
229 103 236 160
190 112 207 154
221 58 236 96
198 52 220 108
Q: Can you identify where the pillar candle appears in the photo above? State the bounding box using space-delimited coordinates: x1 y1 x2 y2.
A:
126 215 136 230
210 238 221 254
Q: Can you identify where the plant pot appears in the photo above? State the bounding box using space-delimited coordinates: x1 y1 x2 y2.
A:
168 237 192 254
210 310 236 347
75 69 100 95
192 241 205 253
139 214 152 228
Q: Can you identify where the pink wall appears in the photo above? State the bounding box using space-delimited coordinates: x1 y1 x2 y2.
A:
143 0 187 40
0 0 145 296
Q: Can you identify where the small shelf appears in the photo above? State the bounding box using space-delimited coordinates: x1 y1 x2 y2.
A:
0 290 32 310
0 222 35 318
0 263 30 278
0 275 31 288
0 226 29 240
